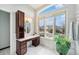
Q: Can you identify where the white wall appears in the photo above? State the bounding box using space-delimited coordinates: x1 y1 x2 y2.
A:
64 4 76 37
75 5 79 41
75 4 79 54
0 4 36 54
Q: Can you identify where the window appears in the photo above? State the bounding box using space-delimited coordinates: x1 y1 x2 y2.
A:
39 17 54 38
38 5 65 39
39 19 45 37
55 14 65 34
45 17 54 37
39 14 65 39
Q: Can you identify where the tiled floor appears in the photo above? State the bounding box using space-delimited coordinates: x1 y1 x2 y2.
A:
0 48 10 55
26 45 58 55
67 40 76 55
0 40 77 55
14 40 77 55
75 40 79 55
26 42 76 55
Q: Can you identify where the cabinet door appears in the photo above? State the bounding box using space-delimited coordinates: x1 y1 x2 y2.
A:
16 41 27 55
18 11 24 27
32 37 40 46
16 10 24 39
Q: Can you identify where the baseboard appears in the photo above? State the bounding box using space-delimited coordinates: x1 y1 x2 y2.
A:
0 46 10 50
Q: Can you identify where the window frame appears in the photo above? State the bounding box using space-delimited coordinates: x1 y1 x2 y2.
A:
54 13 66 35
38 11 66 40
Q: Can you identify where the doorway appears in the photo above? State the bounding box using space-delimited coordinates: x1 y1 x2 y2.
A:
0 10 10 55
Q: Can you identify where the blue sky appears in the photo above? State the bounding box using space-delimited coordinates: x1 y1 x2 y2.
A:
45 17 54 26
39 19 45 27
56 14 65 27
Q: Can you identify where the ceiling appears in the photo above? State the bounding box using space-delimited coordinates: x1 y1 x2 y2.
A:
29 4 50 11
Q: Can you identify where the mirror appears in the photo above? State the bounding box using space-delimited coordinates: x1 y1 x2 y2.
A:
25 17 31 34
25 20 31 33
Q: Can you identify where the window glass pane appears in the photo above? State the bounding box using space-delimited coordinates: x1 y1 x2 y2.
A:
45 17 54 37
39 19 45 37
55 14 65 34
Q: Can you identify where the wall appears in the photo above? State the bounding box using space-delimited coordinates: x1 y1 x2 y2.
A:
0 4 36 54
64 4 76 37
0 10 10 49
75 4 79 54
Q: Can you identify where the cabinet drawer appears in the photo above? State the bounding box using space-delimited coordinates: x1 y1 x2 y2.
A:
16 40 27 55
32 38 40 46
21 45 27 49
21 41 26 45
21 48 27 55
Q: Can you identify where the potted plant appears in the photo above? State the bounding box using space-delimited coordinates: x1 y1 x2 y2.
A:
55 34 71 55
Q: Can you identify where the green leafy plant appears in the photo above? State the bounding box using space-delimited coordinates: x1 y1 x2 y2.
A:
55 34 71 55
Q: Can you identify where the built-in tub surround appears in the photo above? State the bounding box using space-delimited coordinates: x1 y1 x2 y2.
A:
40 37 56 51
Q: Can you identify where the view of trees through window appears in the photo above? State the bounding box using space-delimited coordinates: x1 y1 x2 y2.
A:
39 17 54 37
45 17 54 37
55 14 65 34
39 19 45 37
39 14 65 38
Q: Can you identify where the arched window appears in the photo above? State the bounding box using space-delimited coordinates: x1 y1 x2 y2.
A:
38 4 65 39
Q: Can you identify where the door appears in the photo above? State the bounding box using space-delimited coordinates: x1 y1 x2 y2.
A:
0 10 10 49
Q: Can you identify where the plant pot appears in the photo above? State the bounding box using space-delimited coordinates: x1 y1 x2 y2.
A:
56 44 70 55
60 53 63 55
55 34 71 55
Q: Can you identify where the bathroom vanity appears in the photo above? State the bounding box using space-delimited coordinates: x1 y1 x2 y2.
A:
16 35 40 55
16 10 40 55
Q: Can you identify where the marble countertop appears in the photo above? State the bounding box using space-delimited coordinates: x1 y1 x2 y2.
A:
17 34 40 42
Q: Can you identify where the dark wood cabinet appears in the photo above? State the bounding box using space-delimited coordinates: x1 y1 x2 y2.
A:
16 10 24 39
32 37 40 46
16 36 40 55
16 40 27 55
